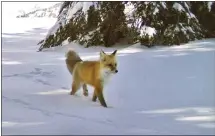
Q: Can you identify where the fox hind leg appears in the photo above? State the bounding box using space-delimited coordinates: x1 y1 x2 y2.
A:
92 90 97 102
82 84 88 96
70 81 81 95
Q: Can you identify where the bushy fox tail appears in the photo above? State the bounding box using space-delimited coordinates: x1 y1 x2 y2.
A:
65 49 82 75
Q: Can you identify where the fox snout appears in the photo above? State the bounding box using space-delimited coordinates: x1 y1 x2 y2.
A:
108 64 118 73
109 69 118 74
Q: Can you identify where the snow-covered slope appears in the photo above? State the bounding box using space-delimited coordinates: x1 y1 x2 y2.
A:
2 2 59 18
2 17 215 135
16 2 61 18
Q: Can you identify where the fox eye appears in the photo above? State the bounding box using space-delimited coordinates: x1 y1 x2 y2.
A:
108 64 112 67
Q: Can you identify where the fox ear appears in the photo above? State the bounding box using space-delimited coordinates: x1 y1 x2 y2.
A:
112 50 117 55
100 50 106 60
100 50 106 56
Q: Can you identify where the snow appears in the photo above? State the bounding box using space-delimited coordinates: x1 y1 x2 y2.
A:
17 3 61 18
125 3 157 37
173 3 185 12
44 6 68 39
2 2 58 18
83 2 94 21
16 2 61 18
153 7 159 15
45 2 93 38
2 17 56 35
161 2 166 9
177 23 196 38
45 20 61 38
67 2 82 19
124 2 135 16
186 26 195 33
66 2 93 21
208 2 213 12
188 12 197 19
184 2 197 19
134 18 142 29
140 26 156 37
2 12 215 135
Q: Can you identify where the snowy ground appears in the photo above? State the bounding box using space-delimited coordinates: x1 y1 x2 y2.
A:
2 18 215 135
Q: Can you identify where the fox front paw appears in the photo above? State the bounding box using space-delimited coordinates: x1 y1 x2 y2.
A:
83 91 88 97
70 91 74 95
102 104 107 108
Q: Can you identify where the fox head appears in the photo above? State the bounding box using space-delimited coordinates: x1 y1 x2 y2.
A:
100 50 118 74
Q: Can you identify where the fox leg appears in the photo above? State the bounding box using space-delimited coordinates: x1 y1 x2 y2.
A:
95 86 107 107
70 81 81 95
70 68 81 95
82 84 88 96
92 91 97 102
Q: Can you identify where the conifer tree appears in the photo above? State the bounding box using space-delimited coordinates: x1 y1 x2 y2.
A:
38 1 212 51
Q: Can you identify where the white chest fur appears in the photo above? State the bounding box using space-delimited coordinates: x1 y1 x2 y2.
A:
100 69 112 86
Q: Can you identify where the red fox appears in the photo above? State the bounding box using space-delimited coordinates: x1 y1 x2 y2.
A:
65 49 118 107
